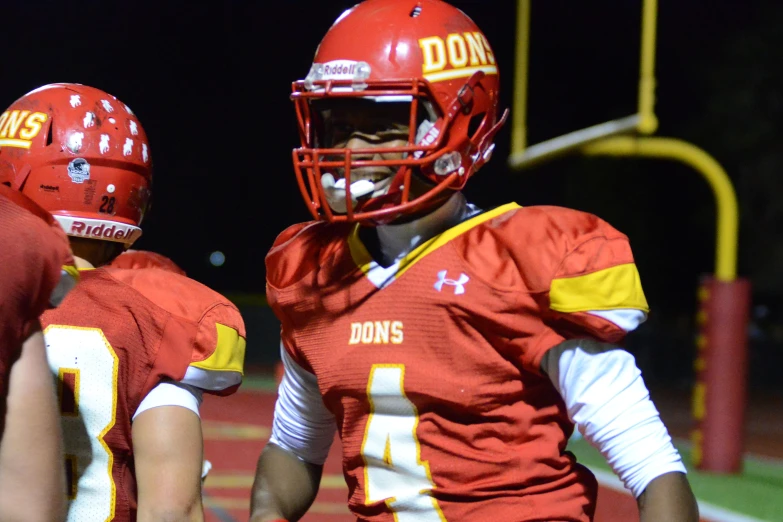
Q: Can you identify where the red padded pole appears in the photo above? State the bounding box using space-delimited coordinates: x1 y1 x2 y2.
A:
691 277 751 473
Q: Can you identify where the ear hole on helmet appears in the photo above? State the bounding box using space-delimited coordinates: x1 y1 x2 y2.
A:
45 120 54 146
468 113 486 140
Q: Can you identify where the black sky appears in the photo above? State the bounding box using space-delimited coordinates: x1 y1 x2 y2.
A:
1 0 762 298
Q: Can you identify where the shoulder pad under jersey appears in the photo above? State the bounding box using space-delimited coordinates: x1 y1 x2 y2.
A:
265 219 352 290
462 204 648 341
106 267 246 394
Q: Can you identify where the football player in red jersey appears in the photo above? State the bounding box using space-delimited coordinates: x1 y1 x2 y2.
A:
107 249 219 487
250 1 698 522
0 185 77 521
109 249 187 275
0 83 246 521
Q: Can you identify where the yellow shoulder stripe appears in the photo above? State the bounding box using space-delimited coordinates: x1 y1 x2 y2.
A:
550 263 650 313
50 265 80 307
190 323 246 374
62 264 81 279
348 202 522 277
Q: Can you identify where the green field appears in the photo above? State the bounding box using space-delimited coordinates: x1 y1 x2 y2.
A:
568 436 783 521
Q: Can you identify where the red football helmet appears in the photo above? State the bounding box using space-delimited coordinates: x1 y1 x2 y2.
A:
292 0 508 224
0 83 152 246
108 249 186 275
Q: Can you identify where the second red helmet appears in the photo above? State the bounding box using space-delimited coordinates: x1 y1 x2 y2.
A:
0 83 152 246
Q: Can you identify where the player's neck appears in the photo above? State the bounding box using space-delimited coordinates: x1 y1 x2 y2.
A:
73 255 95 270
375 192 472 263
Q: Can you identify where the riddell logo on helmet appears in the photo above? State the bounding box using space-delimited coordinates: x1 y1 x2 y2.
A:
69 221 140 242
323 62 357 77
414 125 441 159
319 60 361 81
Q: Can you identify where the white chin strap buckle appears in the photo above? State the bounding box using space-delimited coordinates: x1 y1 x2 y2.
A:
321 173 375 213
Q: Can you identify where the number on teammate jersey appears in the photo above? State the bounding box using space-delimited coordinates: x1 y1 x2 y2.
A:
360 364 446 521
45 326 118 520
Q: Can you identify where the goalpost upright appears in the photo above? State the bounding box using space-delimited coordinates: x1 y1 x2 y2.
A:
507 0 749 474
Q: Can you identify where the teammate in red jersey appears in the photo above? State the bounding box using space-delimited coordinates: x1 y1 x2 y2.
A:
0 83 246 521
107 249 220 486
250 1 699 521
0 185 77 521
110 249 187 275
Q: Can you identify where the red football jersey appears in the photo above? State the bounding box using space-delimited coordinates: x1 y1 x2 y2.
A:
108 249 186 275
0 187 76 393
41 267 246 521
266 203 649 522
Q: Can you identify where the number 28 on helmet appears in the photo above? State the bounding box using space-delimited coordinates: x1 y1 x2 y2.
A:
291 0 508 225
0 83 151 247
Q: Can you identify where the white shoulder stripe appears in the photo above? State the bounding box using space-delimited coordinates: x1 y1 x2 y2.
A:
182 365 241 391
132 381 203 420
588 309 647 332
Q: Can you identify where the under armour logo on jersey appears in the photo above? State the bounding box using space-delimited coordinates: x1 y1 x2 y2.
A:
434 270 470 295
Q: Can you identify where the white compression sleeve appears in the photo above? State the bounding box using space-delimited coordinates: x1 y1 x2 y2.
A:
132 381 203 421
269 342 337 465
587 309 647 332
541 340 686 498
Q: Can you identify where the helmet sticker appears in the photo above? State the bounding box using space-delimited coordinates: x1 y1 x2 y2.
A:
83 112 95 128
100 100 114 113
67 132 84 153
69 95 81 108
129 120 138 135
122 138 133 157
83 179 96 205
99 134 110 154
67 158 90 184
418 32 496 83
0 110 48 149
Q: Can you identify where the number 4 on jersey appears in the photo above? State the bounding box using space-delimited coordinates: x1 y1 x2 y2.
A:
360 364 446 521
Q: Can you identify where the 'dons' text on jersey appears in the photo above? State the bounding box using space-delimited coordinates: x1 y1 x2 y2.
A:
41 267 245 521
266 203 649 522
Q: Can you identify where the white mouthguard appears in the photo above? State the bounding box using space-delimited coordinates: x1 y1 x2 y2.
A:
321 173 376 213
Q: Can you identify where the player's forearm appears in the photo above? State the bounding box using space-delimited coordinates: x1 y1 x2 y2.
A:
637 471 699 522
133 406 205 522
137 503 203 522
250 443 322 522
0 329 67 521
